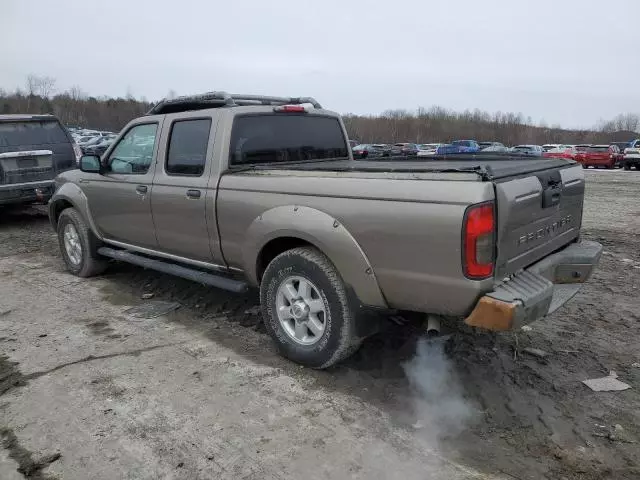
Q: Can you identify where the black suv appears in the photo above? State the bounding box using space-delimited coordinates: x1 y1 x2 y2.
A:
0 114 79 206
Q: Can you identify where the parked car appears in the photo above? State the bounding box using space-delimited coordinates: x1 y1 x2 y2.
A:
0 114 79 206
542 146 576 160
376 144 402 156
512 145 544 156
542 144 565 152
76 135 99 146
436 140 481 155
610 141 631 153
574 144 590 154
83 137 115 157
478 141 505 150
352 144 384 159
577 145 619 169
623 139 640 170
482 145 510 153
416 143 442 156
79 136 107 153
49 91 601 368
396 143 419 156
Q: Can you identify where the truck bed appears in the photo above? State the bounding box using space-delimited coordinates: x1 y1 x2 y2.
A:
244 155 574 181
223 154 585 313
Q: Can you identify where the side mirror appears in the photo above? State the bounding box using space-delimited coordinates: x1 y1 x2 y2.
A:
79 155 101 173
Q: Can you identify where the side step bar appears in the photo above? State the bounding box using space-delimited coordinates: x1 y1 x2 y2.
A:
97 247 249 293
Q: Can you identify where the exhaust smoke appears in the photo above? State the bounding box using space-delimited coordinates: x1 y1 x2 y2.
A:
402 337 476 439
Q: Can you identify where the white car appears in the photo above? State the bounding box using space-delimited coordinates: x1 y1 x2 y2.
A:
623 139 640 170
512 145 544 156
542 144 566 152
417 143 442 156
76 135 99 145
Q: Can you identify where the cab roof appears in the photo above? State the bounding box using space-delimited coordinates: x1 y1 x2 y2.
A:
147 91 323 115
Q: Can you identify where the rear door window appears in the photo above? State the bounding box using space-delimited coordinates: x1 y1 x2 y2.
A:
0 120 68 147
166 119 211 176
230 114 348 165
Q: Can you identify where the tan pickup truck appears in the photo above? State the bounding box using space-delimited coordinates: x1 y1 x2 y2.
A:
49 92 602 368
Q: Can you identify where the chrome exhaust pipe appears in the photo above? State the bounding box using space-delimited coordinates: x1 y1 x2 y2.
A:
426 315 441 337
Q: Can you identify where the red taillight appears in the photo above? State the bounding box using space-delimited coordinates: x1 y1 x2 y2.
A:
274 105 306 113
463 202 495 279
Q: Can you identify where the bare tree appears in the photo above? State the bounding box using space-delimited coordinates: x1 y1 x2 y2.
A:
69 85 87 101
25 74 56 97
38 76 56 98
26 74 39 96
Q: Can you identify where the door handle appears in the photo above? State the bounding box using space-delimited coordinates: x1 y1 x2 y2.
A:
136 185 148 195
186 189 201 199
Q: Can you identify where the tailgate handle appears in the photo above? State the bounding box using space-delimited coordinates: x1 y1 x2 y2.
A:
542 185 562 208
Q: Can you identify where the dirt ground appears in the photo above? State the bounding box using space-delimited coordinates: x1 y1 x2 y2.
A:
0 170 639 480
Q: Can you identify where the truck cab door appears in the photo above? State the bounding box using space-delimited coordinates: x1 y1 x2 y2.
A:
81 121 161 249
150 114 219 263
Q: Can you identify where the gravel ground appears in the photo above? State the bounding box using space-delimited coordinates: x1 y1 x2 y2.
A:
1 170 639 479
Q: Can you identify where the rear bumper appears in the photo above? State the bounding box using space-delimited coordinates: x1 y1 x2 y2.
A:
465 240 603 331
0 180 54 205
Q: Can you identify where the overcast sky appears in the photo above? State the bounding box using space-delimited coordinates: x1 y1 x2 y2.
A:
2 0 638 128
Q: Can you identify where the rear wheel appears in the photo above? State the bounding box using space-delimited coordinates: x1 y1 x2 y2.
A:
57 208 107 277
260 247 360 368
624 163 631 170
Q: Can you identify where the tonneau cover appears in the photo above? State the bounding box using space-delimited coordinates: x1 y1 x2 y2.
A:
252 155 575 181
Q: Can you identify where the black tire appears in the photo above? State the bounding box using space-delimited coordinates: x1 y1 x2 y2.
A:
260 247 359 369
57 208 107 277
624 163 631 170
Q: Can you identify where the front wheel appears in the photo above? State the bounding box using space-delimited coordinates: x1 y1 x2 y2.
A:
260 247 360 369
624 163 631 170
57 208 107 277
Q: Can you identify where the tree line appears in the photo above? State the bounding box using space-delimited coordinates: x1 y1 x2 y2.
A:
1 76 638 145
343 108 639 146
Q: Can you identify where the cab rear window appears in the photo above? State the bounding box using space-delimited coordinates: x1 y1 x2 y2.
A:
229 114 348 165
0 121 68 147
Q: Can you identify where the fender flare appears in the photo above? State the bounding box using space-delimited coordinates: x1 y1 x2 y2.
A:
241 205 387 308
49 183 102 238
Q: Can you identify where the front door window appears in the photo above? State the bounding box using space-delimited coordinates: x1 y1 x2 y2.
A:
108 123 157 174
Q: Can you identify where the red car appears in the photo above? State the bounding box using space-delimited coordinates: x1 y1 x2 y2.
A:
577 145 621 169
543 146 579 160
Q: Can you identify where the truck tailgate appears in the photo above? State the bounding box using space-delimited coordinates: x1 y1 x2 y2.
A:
494 164 584 278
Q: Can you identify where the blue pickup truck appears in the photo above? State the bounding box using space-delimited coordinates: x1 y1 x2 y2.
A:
436 139 481 155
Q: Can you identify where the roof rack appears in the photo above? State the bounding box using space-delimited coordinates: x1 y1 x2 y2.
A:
147 91 322 115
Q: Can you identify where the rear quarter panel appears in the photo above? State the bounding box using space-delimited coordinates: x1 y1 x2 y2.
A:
217 173 495 316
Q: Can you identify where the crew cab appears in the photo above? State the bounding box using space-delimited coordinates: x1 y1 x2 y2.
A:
623 139 640 170
48 92 602 368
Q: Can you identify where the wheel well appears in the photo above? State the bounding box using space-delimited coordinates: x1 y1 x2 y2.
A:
256 237 313 282
51 199 73 227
